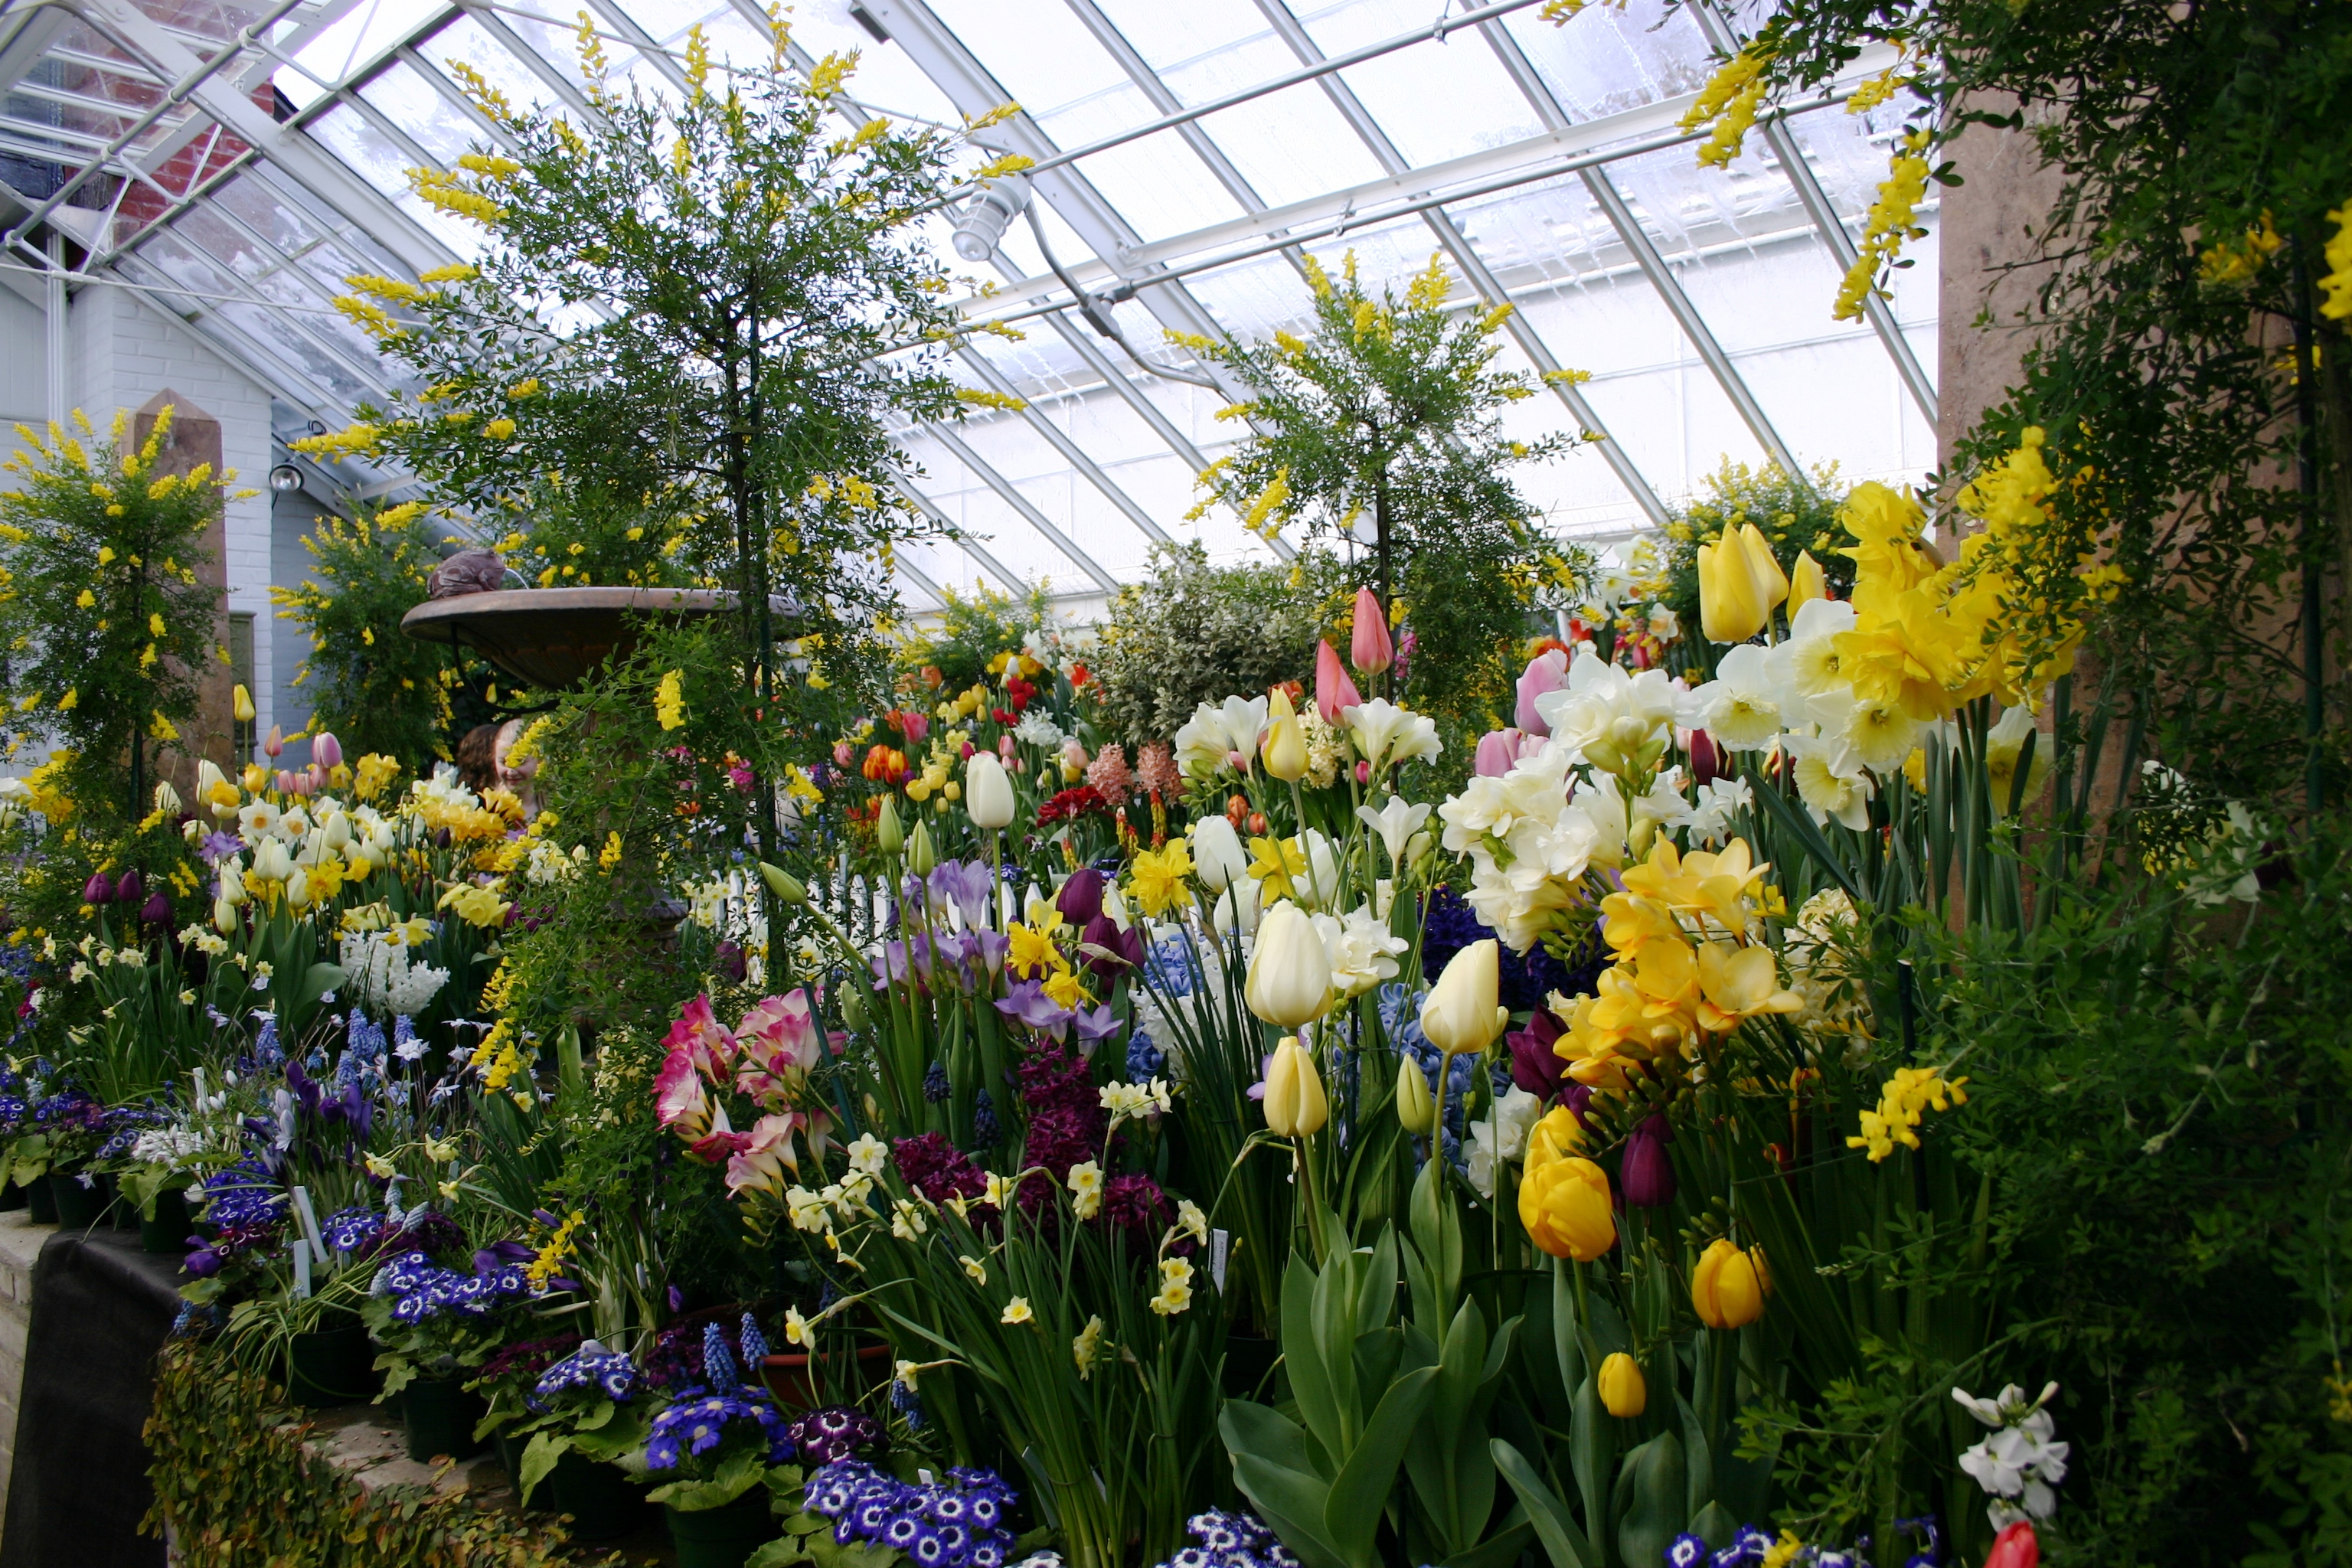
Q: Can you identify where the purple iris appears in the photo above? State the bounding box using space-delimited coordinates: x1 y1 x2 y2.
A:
927 861 995 928
1071 1004 1122 1049
993 979 1073 1040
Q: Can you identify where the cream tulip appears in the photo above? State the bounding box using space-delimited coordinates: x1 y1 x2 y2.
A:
1190 814 1248 892
251 838 292 884
1245 901 1332 1027
1263 1036 1328 1138
1420 939 1508 1057
213 897 238 936
965 753 1016 831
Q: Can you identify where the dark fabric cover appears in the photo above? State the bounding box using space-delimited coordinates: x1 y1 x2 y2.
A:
2 1227 183 1568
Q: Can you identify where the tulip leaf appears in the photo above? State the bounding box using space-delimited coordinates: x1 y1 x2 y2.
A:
1282 1253 1344 1468
1491 1438 1597 1568
1615 1430 1686 1568
1324 1364 1439 1568
1570 1374 1615 1567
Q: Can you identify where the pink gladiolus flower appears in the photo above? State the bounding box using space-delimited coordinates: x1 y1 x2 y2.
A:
734 990 822 1106
1515 649 1569 735
655 1049 710 1136
1315 639 1361 723
1351 589 1393 676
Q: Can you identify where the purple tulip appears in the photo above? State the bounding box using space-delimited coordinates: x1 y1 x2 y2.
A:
714 940 747 984
115 868 144 907
1080 913 1143 978
82 873 113 904
1620 1115 1676 1209
1056 869 1106 928
1506 1010 1566 1102
141 891 172 927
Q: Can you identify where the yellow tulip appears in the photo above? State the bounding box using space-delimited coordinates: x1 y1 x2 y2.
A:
1245 901 1332 1027
1394 1055 1435 1135
1261 688 1308 785
1697 537 1768 644
1737 524 1790 614
1690 1237 1768 1329
1520 1155 1615 1261
1788 549 1826 612
1420 938 1508 1057
232 684 255 724
1263 1036 1328 1138
1526 1105 1585 1168
1596 1352 1646 1417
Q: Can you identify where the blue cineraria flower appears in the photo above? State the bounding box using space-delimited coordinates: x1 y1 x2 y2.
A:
531 1341 638 1410
1712 1526 1779 1568
1668 1536 1711 1568
1896 1517 1942 1568
1151 1508 1292 1568
322 1205 382 1253
644 1386 792 1471
803 1461 1018 1568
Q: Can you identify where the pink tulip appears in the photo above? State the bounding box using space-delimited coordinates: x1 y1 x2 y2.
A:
900 710 930 744
274 769 295 794
997 734 1015 760
1314 639 1361 724
312 730 343 769
1514 649 1569 735
1351 588 1393 676
1355 760 1371 786
1474 730 1524 778
263 725 283 760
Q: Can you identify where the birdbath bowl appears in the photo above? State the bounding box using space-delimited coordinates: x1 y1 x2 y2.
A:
400 586 750 691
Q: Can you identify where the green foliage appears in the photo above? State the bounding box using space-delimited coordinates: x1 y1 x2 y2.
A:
270 502 452 765
895 579 1061 696
144 1340 577 1566
0 408 229 821
1087 543 1332 746
1181 250 1587 724
1710 0 2352 808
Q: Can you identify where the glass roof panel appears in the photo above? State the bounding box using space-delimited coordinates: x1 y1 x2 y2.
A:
1289 0 1545 167
354 60 481 163
278 0 450 107
419 15 588 115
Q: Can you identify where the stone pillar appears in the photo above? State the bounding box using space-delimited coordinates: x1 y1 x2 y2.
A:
1936 106 2067 469
132 390 237 797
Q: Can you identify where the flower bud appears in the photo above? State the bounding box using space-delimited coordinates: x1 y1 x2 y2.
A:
1596 1352 1646 1418
83 872 113 905
1690 1237 1767 1330
252 838 292 884
1420 939 1507 1057
840 985 870 1031
1788 548 1826 613
1738 524 1790 614
1519 1155 1615 1261
1351 587 1393 676
263 725 283 760
1263 1036 1327 1138
284 866 312 910
115 869 144 907
1056 868 1105 928
876 795 905 857
232 684 256 724
757 861 808 906
322 812 351 852
140 891 172 927
213 897 238 936
1190 815 1247 893
1313 639 1361 724
1697 536 1768 645
1244 901 1331 1028
1262 688 1308 784
1620 1115 1676 1208
965 753 1015 831
906 816 938 876
1394 1056 1434 1135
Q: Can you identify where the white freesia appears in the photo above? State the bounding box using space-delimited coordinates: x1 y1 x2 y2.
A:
1357 795 1432 871
1533 653 1693 771
1342 698 1441 771
1013 710 1064 749
1672 776 1755 846
1311 903 1409 998
1465 1086 1543 1198
1953 1382 2069 1527
1172 696 1268 776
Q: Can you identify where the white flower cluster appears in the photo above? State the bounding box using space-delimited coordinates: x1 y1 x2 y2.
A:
1685 600 2050 830
522 838 588 885
338 923 450 1016
1012 710 1065 749
129 1126 210 1170
1954 1381 2069 1527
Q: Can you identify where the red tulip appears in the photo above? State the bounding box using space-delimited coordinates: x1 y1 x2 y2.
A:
1984 1523 2037 1568
1351 588 1393 676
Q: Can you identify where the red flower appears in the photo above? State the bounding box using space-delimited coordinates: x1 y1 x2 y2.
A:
1037 786 1110 825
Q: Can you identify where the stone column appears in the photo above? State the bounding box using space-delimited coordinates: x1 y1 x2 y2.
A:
132 390 238 798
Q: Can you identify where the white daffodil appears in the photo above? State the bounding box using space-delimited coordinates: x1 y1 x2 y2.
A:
1695 642 1783 750
1787 733 1874 831
1838 692 1922 773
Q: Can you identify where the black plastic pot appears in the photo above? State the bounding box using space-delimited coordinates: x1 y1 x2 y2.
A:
286 1321 379 1408
0 1177 25 1212
139 1189 190 1253
548 1450 649 1542
403 1376 488 1462
49 1171 103 1228
23 1175 55 1224
664 1491 779 1568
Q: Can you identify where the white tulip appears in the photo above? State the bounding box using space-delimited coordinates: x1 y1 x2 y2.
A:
1189 814 1249 892
965 753 1015 830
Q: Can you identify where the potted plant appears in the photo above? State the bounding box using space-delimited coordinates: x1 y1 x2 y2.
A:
642 1316 795 1568
361 1239 546 1462
34 1081 109 1227
494 1338 653 1540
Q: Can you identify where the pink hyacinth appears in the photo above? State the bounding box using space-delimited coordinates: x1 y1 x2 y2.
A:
1086 743 1134 803
1136 741 1180 798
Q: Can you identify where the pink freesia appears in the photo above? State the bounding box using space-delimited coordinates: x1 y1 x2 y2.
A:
734 990 822 1105
686 1101 750 1163
1315 639 1361 724
1351 588 1393 676
655 1048 710 1135
1515 649 1569 735
725 1112 804 1196
662 994 737 1079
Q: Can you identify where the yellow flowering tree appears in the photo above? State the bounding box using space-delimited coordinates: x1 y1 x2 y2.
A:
270 501 459 763
0 408 238 818
1181 250 1590 720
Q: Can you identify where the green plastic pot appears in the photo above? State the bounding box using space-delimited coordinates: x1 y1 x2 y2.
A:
403 1376 488 1461
23 1176 55 1224
139 1189 190 1253
664 1491 779 1568
49 1171 103 1229
549 1450 648 1542
286 1321 379 1408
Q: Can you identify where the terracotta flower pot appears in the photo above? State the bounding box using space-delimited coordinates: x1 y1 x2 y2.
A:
759 1343 892 1411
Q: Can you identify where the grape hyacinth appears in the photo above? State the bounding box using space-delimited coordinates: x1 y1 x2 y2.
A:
803 1460 1019 1568
1152 1508 1299 1568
